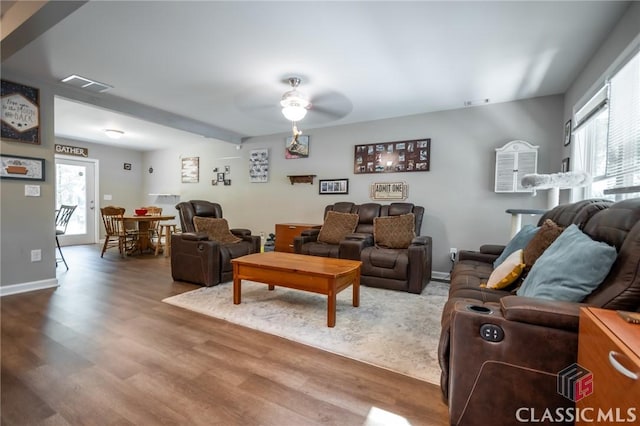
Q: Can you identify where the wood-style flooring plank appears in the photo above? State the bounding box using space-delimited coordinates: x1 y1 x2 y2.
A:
1 244 449 425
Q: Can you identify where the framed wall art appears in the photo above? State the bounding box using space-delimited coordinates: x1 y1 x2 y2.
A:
1 80 40 144
249 148 269 183
561 157 570 172
319 178 349 195
564 120 572 146
354 138 430 174
1 154 45 181
181 156 199 183
370 182 408 200
285 135 309 159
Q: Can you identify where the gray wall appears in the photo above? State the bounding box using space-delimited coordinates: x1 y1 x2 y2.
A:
1 72 56 287
143 95 563 274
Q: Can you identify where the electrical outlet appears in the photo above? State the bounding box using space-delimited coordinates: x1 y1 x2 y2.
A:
31 249 42 262
449 247 458 262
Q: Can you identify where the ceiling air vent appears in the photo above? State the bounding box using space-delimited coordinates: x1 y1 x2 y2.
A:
61 74 113 93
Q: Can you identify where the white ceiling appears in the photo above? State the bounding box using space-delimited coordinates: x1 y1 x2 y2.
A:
1 1 631 151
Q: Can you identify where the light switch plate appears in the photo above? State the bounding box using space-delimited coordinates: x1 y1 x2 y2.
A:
25 185 40 197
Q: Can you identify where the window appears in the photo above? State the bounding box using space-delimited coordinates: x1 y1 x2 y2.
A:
572 50 640 201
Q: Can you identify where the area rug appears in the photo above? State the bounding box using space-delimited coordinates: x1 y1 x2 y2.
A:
162 280 449 384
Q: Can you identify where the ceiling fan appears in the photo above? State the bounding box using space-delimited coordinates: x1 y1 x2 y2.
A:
234 76 353 134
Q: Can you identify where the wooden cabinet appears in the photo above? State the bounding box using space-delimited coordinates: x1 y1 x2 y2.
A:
576 307 639 424
275 223 322 253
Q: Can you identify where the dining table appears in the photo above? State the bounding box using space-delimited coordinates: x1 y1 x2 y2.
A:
123 214 176 255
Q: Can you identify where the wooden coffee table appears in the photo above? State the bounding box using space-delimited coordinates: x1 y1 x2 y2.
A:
231 252 362 327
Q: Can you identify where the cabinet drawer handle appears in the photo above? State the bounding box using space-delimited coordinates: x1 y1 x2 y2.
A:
288 226 297 229
288 244 294 247
609 351 639 380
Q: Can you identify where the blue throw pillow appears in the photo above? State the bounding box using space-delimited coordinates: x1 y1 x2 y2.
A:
493 225 539 268
517 224 617 302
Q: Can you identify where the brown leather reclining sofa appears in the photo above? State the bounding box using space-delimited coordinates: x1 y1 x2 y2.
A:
293 202 432 294
438 198 640 425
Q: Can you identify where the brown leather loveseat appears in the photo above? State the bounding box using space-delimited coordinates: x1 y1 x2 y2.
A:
294 202 432 293
171 200 260 286
438 198 640 425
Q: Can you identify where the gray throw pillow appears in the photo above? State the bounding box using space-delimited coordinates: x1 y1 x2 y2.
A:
493 225 539 268
516 224 617 302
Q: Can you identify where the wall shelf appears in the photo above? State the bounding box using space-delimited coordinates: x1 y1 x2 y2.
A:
287 175 316 185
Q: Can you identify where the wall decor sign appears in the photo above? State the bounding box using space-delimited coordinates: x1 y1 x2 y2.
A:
285 135 309 159
55 143 88 157
354 138 430 174
370 182 408 200
1 80 40 144
1 154 45 181
561 157 570 172
319 178 349 195
249 148 269 183
181 156 199 183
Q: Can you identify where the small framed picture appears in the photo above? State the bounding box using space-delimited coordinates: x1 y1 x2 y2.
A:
123 163 132 170
217 172 225 182
561 157 570 172
319 178 349 195
211 179 218 186
224 179 231 186
564 119 572 146
1 154 45 181
285 135 310 159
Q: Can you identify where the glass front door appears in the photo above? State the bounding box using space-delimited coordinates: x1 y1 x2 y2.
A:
55 157 97 245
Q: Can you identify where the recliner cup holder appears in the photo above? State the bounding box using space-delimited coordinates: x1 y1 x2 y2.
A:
466 305 493 314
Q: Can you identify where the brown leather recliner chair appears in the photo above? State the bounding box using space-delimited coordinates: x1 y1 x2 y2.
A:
171 200 260 286
341 203 432 294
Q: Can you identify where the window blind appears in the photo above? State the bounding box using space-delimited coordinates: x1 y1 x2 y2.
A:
605 52 640 186
574 85 608 132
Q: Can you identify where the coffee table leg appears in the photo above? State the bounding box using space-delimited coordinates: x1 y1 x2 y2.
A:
233 266 241 304
353 271 360 307
328 289 336 327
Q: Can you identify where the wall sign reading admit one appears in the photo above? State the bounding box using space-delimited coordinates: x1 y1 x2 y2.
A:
370 182 408 200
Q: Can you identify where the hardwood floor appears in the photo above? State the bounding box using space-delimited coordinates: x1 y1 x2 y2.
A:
1 244 449 425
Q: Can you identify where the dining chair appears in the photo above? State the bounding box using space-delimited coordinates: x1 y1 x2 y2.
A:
142 205 163 244
55 204 77 269
100 206 132 258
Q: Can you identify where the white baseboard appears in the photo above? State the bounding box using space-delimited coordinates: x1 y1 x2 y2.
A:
0 278 59 297
431 270 451 282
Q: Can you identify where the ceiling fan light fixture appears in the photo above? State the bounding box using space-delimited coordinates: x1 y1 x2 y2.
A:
104 129 124 139
282 104 308 122
280 77 311 122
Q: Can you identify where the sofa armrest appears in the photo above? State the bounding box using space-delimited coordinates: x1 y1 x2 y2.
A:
300 229 320 237
181 231 209 241
240 234 261 253
344 232 373 242
457 250 498 264
230 228 251 237
500 295 585 332
339 236 374 261
411 235 431 246
479 244 505 255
